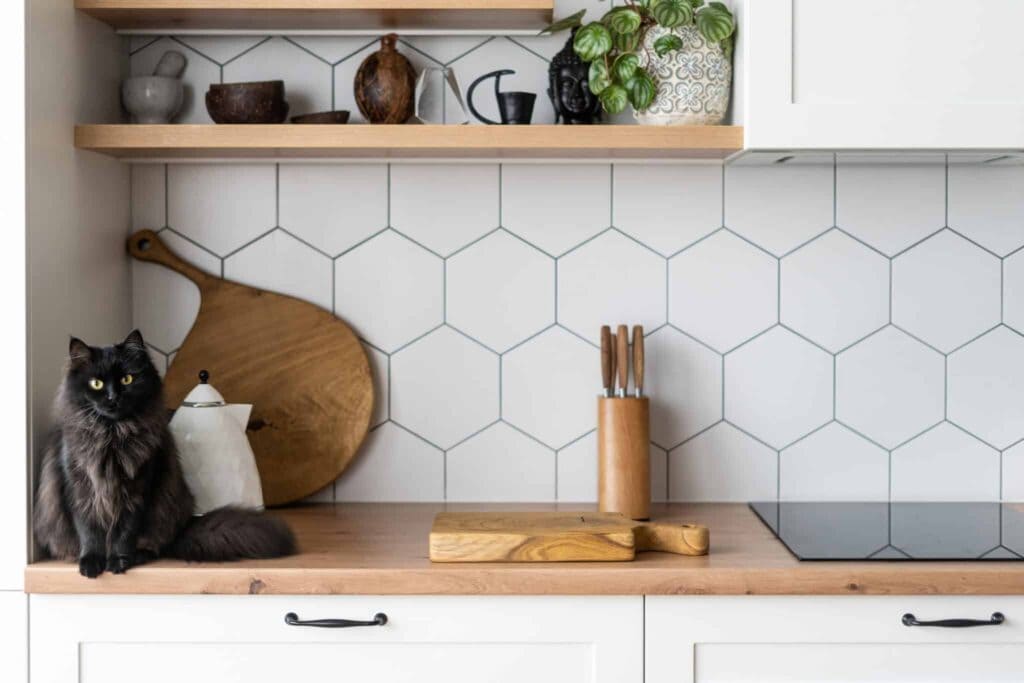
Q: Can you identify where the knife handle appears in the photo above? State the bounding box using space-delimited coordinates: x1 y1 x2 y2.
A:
632 326 644 397
616 325 629 397
601 326 613 396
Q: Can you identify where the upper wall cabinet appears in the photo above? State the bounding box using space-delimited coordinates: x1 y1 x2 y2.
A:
742 0 1024 151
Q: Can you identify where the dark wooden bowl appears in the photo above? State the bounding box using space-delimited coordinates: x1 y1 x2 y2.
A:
206 80 289 124
291 110 351 124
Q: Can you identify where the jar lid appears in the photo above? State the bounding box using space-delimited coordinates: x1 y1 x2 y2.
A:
181 369 225 407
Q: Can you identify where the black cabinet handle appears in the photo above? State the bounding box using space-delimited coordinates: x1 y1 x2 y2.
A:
285 612 388 628
902 612 1005 628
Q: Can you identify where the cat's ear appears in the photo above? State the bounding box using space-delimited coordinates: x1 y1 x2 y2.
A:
122 329 145 351
68 337 91 367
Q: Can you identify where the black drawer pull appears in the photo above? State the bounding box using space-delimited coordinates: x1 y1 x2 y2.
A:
902 612 1005 628
285 612 388 628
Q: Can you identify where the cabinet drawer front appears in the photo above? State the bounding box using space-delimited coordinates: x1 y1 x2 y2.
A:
647 596 1024 683
32 595 642 683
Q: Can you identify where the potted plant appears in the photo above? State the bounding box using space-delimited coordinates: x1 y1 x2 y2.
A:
541 0 736 125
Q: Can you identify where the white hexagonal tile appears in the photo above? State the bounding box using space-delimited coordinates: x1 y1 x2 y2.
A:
224 230 333 311
390 327 498 449
364 343 388 428
891 423 1000 501
781 230 889 352
502 327 595 449
447 230 554 352
556 433 666 502
335 423 444 501
389 164 498 256
145 344 168 377
447 423 554 501
130 38 221 124
643 328 722 447
613 164 721 256
302 482 335 504
836 161 945 256
503 164 610 256
1003 441 1024 501
725 163 834 256
649 443 668 503
167 164 276 256
288 35 372 65
893 229 1002 352
780 424 889 501
223 37 332 119
1006 249 1024 334
725 328 833 449
948 165 1024 256
131 164 165 231
669 423 777 501
173 36 266 65
948 326 1024 449
836 327 944 449
278 164 387 257
669 230 777 352
558 231 665 344
334 230 443 352
132 230 219 353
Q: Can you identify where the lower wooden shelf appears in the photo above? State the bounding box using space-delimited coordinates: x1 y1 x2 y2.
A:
74 124 745 160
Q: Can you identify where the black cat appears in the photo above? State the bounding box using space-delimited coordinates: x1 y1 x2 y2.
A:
33 330 295 578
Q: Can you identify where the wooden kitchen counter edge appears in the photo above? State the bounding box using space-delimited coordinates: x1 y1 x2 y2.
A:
24 503 1024 595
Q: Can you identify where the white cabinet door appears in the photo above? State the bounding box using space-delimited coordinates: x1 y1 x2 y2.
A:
743 0 1024 150
31 595 642 683
0 592 27 683
647 595 1024 683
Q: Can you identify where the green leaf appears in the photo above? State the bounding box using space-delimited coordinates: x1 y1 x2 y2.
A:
573 22 613 61
687 0 705 7
538 9 586 35
612 53 640 83
612 28 642 52
626 70 657 110
653 33 683 57
651 0 693 28
602 7 643 35
696 6 735 42
588 59 612 96
708 1 729 12
599 84 629 114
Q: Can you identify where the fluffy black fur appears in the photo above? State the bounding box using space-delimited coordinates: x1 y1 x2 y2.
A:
33 330 295 578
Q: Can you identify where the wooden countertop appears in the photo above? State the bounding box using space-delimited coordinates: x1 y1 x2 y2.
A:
24 503 1024 595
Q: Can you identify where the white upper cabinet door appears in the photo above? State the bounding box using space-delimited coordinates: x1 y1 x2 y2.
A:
742 0 1024 150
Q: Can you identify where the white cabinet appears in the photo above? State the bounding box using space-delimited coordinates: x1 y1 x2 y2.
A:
742 0 1024 150
31 595 643 683
647 596 1024 682
0 592 27 683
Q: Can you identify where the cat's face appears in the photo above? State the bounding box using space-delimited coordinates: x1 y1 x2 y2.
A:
66 330 162 420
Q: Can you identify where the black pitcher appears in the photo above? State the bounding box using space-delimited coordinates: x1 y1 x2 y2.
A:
466 69 536 125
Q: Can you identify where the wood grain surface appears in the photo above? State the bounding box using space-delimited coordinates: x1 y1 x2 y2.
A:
128 230 373 506
598 397 651 520
429 512 708 562
24 503 1024 595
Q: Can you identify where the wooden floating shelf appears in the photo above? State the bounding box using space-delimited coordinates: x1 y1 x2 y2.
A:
74 124 745 160
75 0 554 31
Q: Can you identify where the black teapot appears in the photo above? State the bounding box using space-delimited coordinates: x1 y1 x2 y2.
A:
466 69 536 125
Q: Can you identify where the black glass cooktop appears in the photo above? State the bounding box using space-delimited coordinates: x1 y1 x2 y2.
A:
749 502 1024 560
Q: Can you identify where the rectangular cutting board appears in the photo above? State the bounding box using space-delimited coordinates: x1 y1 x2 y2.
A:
429 512 709 562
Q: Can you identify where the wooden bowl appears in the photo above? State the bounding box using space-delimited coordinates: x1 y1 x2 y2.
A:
206 80 289 124
291 110 351 124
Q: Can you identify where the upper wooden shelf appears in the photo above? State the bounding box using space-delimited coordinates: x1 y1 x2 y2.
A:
75 0 554 31
74 124 745 160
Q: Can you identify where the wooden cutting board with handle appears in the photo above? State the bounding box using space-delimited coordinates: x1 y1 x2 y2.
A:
429 512 709 562
128 229 374 506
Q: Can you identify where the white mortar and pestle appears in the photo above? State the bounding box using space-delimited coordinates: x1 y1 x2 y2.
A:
122 51 187 124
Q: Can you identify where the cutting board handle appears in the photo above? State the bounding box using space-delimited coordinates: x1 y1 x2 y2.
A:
633 522 709 556
128 229 214 290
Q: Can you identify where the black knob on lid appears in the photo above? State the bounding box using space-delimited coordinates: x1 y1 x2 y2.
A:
198 370 209 384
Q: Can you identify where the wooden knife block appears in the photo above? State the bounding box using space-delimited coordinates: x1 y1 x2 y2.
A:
598 396 650 520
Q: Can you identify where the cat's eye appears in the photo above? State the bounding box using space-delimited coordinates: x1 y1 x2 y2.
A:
88 378 104 391
121 374 134 386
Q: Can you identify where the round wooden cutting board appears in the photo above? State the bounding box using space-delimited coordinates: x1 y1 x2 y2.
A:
129 230 374 506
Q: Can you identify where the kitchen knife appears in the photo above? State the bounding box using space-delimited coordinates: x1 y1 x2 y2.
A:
600 325 613 398
632 325 644 398
616 324 629 398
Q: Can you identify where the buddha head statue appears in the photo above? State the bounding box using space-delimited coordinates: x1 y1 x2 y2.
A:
548 29 602 125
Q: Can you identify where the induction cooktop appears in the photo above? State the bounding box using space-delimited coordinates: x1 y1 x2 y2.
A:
749 502 1024 560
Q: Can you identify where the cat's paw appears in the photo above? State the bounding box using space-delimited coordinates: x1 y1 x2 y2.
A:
78 554 105 578
106 553 134 574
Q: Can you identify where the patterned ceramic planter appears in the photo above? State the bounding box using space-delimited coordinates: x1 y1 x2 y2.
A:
634 25 732 126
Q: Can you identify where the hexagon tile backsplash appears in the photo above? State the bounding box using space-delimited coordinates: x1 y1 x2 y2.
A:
125 32 1024 504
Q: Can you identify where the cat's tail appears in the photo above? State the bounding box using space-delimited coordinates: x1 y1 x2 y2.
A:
169 507 296 562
